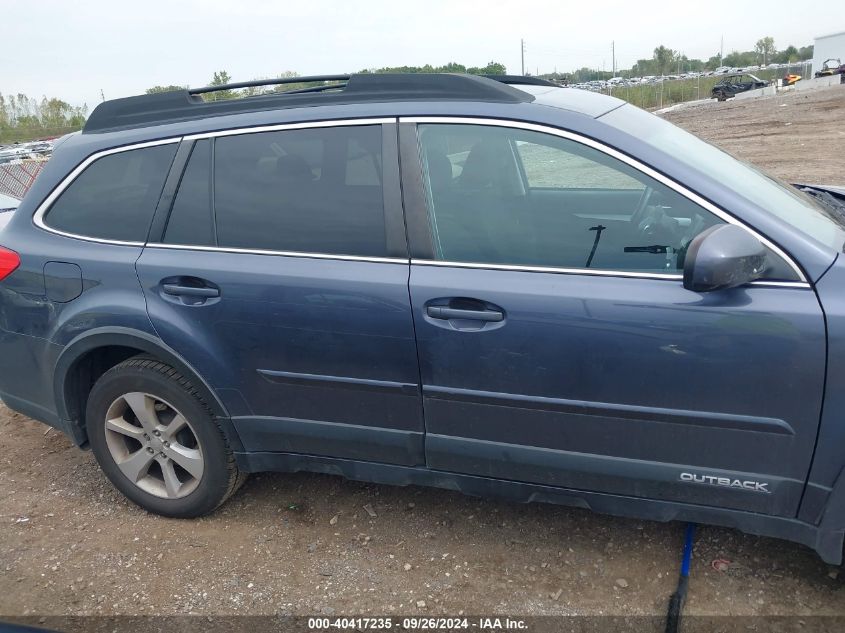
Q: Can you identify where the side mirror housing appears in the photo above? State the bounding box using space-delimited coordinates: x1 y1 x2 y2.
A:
683 224 768 292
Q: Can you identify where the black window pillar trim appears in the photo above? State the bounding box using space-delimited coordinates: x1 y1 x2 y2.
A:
398 122 435 260
146 138 195 244
209 137 219 247
381 121 409 258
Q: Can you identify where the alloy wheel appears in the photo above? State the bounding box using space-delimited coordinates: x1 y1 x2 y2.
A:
103 392 204 499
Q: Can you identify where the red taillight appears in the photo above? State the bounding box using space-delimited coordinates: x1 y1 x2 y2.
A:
0 246 20 282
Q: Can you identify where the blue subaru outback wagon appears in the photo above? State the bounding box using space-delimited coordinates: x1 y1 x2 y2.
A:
2 74 845 563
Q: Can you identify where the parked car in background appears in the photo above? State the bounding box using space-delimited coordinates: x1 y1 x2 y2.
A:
24 141 53 156
0 147 30 163
3 74 845 565
0 193 19 214
783 73 802 86
711 73 769 100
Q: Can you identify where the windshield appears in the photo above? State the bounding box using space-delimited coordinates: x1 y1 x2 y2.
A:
600 104 845 251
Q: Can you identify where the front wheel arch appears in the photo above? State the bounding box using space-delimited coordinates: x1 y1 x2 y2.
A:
54 327 244 452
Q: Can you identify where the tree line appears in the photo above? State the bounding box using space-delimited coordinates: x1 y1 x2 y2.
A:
0 94 89 143
146 61 509 100
1 61 506 143
0 39 816 143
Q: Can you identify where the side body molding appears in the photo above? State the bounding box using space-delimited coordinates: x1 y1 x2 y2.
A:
53 327 244 451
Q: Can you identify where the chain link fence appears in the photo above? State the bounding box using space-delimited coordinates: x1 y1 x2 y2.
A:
0 159 48 199
600 63 813 110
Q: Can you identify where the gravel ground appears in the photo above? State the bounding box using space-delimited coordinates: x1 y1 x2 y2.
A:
661 83 845 185
2 84 845 625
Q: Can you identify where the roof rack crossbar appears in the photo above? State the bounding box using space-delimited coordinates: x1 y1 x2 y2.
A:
189 75 351 96
282 82 350 95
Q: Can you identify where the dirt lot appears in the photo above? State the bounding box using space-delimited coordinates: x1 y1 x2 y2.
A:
661 83 845 185
2 85 845 626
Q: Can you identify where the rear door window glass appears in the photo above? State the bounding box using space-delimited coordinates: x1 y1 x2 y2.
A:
213 125 387 257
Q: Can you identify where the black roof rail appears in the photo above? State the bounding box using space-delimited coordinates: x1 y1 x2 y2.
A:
83 73 536 134
483 75 558 87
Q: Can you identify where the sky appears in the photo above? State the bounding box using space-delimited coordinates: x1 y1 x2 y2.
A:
1 0 841 108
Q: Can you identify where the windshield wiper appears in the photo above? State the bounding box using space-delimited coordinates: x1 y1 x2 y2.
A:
796 185 845 222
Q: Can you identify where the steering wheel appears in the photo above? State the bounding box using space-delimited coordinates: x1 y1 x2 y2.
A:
629 186 655 230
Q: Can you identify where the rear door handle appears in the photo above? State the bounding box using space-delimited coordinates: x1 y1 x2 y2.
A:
162 284 220 298
426 306 504 322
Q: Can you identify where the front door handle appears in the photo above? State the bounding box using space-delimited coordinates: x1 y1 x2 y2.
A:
163 284 220 298
426 306 504 322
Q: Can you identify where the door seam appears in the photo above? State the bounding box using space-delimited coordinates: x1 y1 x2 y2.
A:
396 120 429 467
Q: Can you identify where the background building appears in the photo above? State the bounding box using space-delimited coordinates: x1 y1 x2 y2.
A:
813 30 845 74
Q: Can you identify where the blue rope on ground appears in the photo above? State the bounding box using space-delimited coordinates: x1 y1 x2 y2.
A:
665 523 697 633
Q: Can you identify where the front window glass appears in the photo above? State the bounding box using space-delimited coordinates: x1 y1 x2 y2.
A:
418 123 724 273
601 104 845 251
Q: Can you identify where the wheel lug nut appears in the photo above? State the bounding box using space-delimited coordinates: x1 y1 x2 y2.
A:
146 447 154 454
153 430 161 437
163 441 170 447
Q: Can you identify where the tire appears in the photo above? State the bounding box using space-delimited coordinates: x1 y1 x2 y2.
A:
86 356 245 517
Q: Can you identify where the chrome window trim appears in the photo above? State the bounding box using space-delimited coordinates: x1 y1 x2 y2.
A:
31 118 393 246
401 116 808 284
749 281 810 288
412 258 681 279
146 242 408 264
182 117 394 140
30 115 811 289
32 137 183 246
410 258 809 288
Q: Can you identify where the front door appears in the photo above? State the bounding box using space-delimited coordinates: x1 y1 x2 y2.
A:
137 121 425 466
403 119 825 516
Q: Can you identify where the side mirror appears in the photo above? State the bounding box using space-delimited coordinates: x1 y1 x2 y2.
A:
683 224 768 292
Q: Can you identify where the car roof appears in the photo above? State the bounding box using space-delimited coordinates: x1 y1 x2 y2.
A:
518 84 626 118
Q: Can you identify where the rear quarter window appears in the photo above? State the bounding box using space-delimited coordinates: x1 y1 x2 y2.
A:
43 144 177 242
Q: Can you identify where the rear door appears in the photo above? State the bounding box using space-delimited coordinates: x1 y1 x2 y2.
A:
400 118 825 517
137 120 425 466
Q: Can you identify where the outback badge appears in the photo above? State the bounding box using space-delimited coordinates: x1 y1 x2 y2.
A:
680 472 770 493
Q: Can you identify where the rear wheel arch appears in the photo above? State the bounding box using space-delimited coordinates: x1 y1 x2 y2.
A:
54 327 243 451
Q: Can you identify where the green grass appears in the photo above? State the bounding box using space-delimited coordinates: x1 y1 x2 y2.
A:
0 125 80 144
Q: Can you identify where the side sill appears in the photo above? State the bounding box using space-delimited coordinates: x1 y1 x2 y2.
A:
231 416 425 466
0 393 87 446
1 393 59 428
233 451 840 564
